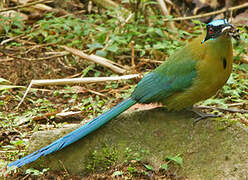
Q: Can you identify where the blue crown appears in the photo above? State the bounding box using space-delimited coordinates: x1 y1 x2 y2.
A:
207 19 228 26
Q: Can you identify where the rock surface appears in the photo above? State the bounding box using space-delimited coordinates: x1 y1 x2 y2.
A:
27 107 248 179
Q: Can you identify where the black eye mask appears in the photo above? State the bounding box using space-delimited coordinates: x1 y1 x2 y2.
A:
201 25 223 43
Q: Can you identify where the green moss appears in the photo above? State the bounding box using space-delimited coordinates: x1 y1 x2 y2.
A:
124 147 150 162
85 144 118 172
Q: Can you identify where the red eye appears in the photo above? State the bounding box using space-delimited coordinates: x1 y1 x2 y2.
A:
209 27 214 34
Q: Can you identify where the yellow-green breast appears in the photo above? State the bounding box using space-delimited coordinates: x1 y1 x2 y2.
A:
163 33 233 110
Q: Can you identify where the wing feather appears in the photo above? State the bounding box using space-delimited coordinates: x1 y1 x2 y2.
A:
132 58 197 103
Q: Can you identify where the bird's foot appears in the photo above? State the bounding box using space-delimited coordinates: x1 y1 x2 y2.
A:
190 108 221 124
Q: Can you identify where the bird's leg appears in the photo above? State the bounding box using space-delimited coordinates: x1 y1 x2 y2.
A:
189 107 221 124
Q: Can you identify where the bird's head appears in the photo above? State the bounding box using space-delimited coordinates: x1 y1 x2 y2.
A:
201 19 238 44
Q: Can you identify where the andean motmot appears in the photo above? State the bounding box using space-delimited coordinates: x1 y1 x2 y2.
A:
8 19 237 168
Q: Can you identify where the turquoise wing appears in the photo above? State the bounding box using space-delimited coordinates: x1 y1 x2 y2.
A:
131 57 197 103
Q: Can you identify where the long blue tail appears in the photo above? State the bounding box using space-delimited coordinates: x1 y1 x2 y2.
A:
8 97 136 168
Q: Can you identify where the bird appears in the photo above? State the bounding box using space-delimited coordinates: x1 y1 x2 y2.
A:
8 19 236 168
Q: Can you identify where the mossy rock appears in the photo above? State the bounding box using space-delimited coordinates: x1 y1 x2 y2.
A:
26 107 248 179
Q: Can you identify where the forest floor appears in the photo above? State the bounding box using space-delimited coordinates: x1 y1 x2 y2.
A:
0 0 247 179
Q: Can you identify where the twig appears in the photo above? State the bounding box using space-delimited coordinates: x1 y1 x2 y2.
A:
156 0 175 29
21 43 55 54
87 89 106 97
35 52 69 61
0 58 14 62
101 34 111 51
2 52 69 61
0 150 25 153
240 55 248 64
17 82 33 109
101 13 133 59
38 123 79 130
11 0 57 12
17 74 140 108
0 0 53 13
0 34 24 45
130 41 135 68
31 74 140 86
121 13 133 27
21 174 30 180
197 105 248 113
139 58 164 64
56 111 82 118
32 110 62 122
32 3 55 12
164 2 248 22
61 45 126 74
59 160 70 177
227 102 245 107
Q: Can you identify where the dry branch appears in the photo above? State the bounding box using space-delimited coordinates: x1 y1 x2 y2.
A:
139 58 164 64
61 46 126 74
30 74 140 86
17 74 140 108
0 0 53 13
0 34 24 45
164 3 248 22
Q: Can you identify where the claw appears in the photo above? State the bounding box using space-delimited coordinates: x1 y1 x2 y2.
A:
190 108 221 125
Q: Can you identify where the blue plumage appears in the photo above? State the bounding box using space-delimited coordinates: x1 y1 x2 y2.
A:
8 98 136 167
207 19 228 26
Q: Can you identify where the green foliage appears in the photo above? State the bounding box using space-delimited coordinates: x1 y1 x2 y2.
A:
202 98 228 108
0 15 24 36
111 170 123 177
80 95 108 118
154 154 183 173
144 164 154 171
160 163 168 170
1 10 186 62
10 140 25 147
224 70 248 99
127 166 137 174
85 145 118 172
233 26 248 60
201 63 248 109
28 14 86 47
124 147 149 162
165 154 183 167
25 168 49 176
